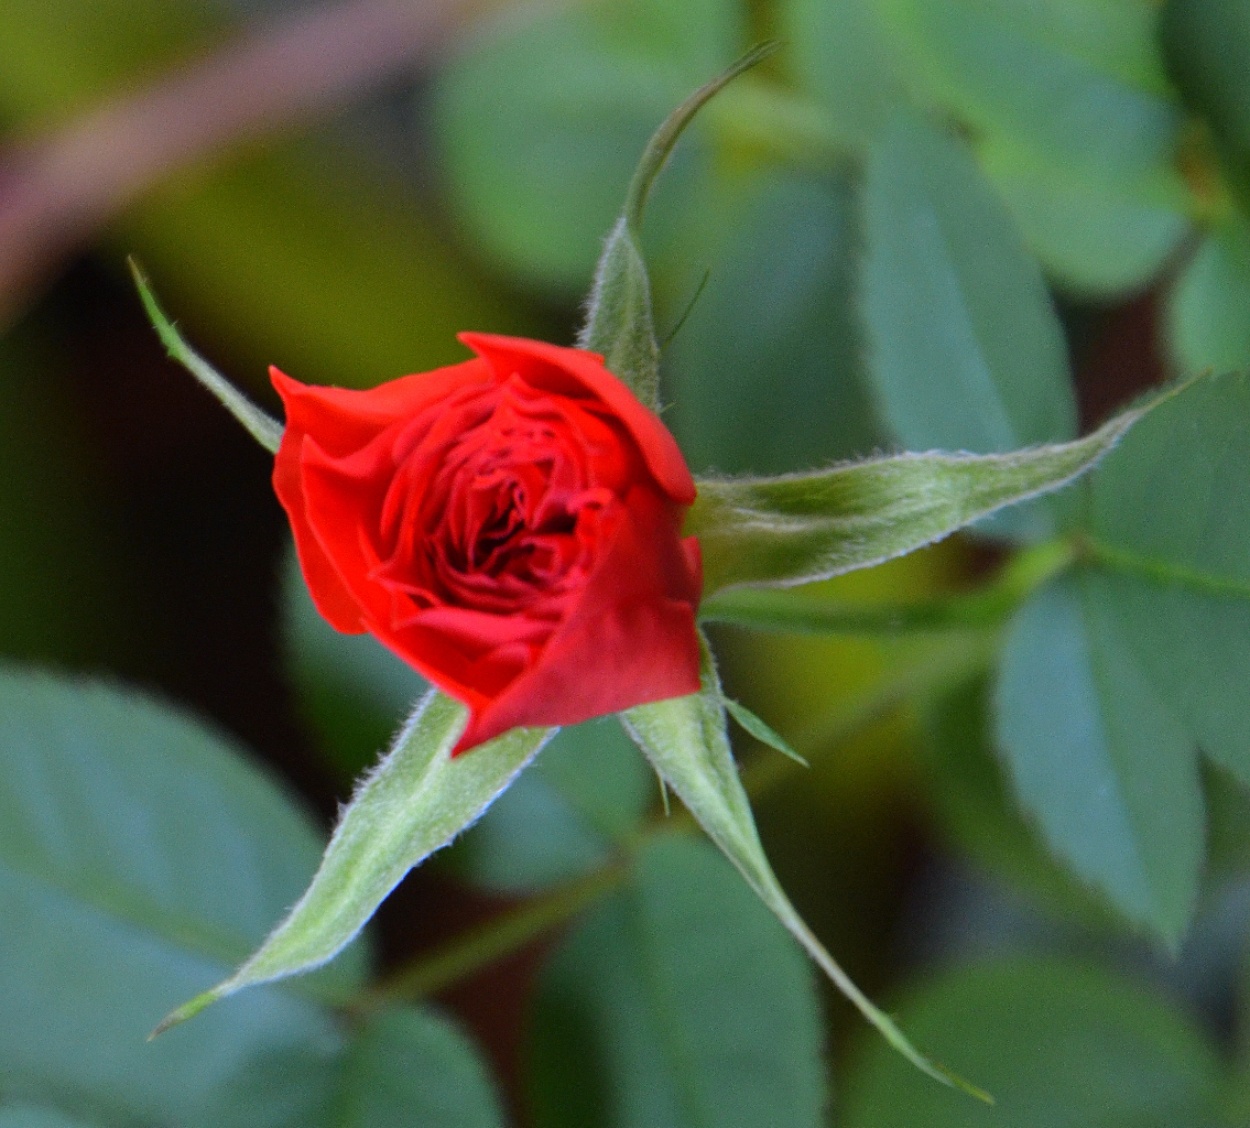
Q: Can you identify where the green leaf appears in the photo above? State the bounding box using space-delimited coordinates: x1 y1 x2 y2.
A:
1161 0 1250 202
623 638 988 1099
979 136 1190 297
781 0 911 148
157 691 553 1032
665 169 881 475
860 117 1075 510
0 667 357 1127
878 0 1182 178
527 832 825 1128
1095 580 1250 791
1088 371 1250 594
1167 214 1250 376
579 42 780 406
432 0 744 293
689 388 1159 596
130 261 282 454
447 717 652 894
0 1107 99 1128
842 958 1223 1128
994 372 1250 944
917 678 1124 933
1223 1069 1250 1128
994 574 1204 945
337 1007 504 1128
1086 369 1250 787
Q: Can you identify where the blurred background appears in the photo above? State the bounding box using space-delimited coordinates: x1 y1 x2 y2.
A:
4 0 1250 1124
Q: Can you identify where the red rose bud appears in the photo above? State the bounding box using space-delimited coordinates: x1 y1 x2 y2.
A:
272 333 703 753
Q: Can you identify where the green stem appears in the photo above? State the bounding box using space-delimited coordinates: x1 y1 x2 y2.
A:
352 862 629 1014
700 538 1077 636
622 41 779 233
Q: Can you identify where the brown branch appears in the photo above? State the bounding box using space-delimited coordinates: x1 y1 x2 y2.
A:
0 0 494 325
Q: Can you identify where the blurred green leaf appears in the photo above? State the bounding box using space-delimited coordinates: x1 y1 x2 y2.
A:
666 169 880 474
781 0 910 147
878 0 1183 178
1168 215 1250 375
1161 0 1250 201
995 372 1250 945
842 958 1223 1127
0 0 214 118
526 832 825 1128
337 1007 504 1128
1222 1068 1250 1128
0 667 358 1127
448 718 652 895
690 393 1149 595
158 691 551 1031
0 1108 99 1128
861 117 1074 540
431 0 744 293
1097 579 1250 788
918 678 1122 933
979 136 1190 297
1086 370 1250 787
994 574 1204 946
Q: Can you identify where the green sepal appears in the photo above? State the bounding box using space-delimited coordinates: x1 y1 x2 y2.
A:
153 690 553 1034
578 42 779 407
722 696 809 767
579 219 662 408
690 379 1193 596
130 259 283 455
622 635 992 1102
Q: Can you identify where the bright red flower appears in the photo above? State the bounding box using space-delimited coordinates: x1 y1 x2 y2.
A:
272 333 703 753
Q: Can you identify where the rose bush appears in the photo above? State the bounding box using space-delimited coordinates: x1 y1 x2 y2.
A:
272 332 703 752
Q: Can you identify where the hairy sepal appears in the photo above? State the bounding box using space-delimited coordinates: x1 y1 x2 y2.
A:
690 384 1188 596
622 635 991 1102
154 690 552 1034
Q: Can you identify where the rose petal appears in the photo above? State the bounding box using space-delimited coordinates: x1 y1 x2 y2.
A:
453 485 701 752
273 431 365 633
272 341 702 755
271 361 491 456
458 333 696 505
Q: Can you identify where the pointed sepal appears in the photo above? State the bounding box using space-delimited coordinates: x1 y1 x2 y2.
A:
690 377 1202 596
578 42 779 407
130 259 283 454
153 690 553 1034
622 635 992 1102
